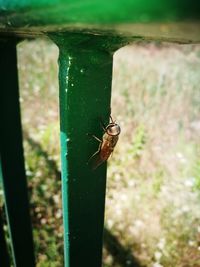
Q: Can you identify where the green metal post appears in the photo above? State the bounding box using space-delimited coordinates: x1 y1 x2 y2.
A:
0 207 10 267
51 33 121 267
0 40 35 267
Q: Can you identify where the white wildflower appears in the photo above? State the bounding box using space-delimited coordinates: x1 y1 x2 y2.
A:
152 262 164 267
188 240 195 247
154 251 162 261
157 238 166 250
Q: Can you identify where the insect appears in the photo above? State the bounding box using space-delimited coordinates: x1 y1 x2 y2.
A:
88 116 121 170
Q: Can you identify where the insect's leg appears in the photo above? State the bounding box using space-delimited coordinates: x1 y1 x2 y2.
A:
87 133 102 163
99 117 106 131
88 149 100 163
87 133 102 143
87 141 102 163
92 135 102 143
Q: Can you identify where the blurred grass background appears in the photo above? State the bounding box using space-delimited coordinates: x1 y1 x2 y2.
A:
1 38 200 267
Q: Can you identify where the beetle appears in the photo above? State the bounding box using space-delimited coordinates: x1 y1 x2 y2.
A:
88 116 121 170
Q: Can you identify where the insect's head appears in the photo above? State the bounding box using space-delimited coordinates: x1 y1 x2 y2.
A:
106 122 121 136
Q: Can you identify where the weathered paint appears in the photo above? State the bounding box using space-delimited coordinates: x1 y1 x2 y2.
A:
50 32 123 267
0 40 35 267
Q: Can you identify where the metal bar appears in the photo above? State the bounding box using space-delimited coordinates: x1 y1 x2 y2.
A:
50 32 122 267
0 206 10 267
0 40 35 267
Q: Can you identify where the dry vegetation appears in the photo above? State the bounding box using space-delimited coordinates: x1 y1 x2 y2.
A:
1 38 200 267
106 44 200 267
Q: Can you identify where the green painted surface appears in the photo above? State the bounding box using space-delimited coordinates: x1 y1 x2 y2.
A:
0 205 10 267
50 32 122 267
0 40 35 267
0 0 200 23
0 0 200 43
